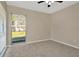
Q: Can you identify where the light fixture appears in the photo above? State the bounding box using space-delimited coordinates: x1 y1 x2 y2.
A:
38 1 63 7
46 0 54 5
48 1 52 5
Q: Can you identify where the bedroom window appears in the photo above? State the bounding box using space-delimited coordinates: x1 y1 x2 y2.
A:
11 14 26 44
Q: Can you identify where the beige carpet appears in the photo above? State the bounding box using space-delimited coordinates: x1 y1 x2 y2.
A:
4 40 79 57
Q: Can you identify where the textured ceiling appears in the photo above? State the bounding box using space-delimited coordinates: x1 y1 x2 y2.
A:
7 1 79 14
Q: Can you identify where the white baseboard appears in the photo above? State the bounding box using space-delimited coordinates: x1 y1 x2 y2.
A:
26 39 49 44
7 38 79 50
6 38 79 52
50 38 79 49
0 46 7 57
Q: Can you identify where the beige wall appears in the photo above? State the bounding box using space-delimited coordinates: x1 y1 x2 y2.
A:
7 5 51 44
51 3 79 47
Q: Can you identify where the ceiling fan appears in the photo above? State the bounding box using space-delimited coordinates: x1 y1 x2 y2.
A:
37 1 63 7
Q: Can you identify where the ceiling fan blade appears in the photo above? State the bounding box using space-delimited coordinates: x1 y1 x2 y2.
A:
38 1 45 4
56 1 63 3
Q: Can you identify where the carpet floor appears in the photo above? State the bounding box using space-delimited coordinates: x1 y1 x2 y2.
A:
4 40 79 57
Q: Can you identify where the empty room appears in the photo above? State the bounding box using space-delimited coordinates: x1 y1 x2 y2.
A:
0 0 79 57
